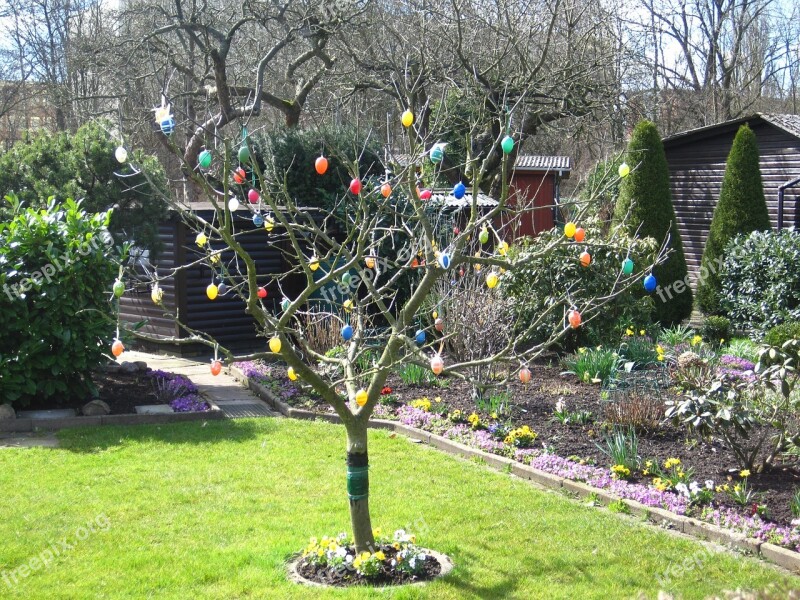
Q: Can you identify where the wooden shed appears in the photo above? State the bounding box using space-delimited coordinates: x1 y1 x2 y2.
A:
508 155 571 237
662 113 800 283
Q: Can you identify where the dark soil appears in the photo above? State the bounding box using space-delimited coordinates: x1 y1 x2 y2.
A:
296 546 441 587
283 363 800 528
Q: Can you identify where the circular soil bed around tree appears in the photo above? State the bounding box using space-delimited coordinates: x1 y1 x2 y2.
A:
288 548 453 588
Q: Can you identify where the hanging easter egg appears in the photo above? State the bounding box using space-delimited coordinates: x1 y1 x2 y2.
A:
479 227 489 244
309 256 320 271
564 222 577 238
355 389 368 406
497 241 509 256
574 227 586 243
429 143 445 163
432 310 438 319
438 253 451 270
342 272 352 286
453 226 460 235
622 258 634 275
411 257 419 268
248 189 260 204
401 109 414 127
568 309 582 328
113 280 125 298
643 274 657 293
114 146 128 164
486 272 499 289
253 214 264 227
281 297 290 311
206 283 218 300
343 298 353 312
269 336 282 353
227 197 240 212
238 145 250 163
415 329 426 345
519 366 532 384
288 366 298 381
198 149 212 169
430 355 444 376
151 285 163 304
196 232 207 247
210 360 222 376
458 267 464 277
435 317 444 332
501 135 515 154
111 339 124 357
453 181 466 200
365 256 376 269
210 254 220 264
265 216 275 232
419 189 432 201
349 178 362 195
341 324 354 341
217 282 228 295
233 167 246 184
314 156 329 175
618 162 630 178
160 117 175 135
580 251 592 267
257 287 267 299
381 183 392 198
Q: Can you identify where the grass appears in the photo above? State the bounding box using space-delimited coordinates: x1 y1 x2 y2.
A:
563 347 619 385
0 418 797 599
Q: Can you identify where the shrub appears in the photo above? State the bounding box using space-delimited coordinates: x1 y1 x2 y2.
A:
697 125 771 315
669 351 716 392
720 230 800 333
764 322 800 347
725 338 761 363
603 389 664 432
614 120 693 326
659 324 694 346
619 330 659 368
577 153 624 234
701 316 731 347
0 196 118 406
564 348 620 385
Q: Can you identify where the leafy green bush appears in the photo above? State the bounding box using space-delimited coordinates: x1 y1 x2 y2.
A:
701 316 731 347
764 322 800 347
721 230 800 333
577 153 624 234
0 195 118 406
697 125 771 315
725 338 761 363
619 332 659 367
505 218 658 350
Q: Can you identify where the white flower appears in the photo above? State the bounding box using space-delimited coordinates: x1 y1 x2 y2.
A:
419 553 427 561
689 482 701 494
345 555 353 563
335 546 347 558
792 519 800 529
409 557 416 569
675 483 689 497
705 480 715 489
555 399 566 413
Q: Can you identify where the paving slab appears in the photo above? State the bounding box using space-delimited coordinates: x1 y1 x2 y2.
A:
17 409 76 420
135 405 175 415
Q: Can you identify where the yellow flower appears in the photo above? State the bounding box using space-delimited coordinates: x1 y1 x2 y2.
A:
578 347 587 354
374 551 386 561
640 329 645 336
740 469 751 478
491 412 498 419
317 549 324 557
392 542 400 550
468 413 481 428
372 527 382 537
360 551 371 560
720 338 725 344
664 457 681 469
353 557 362 568
626 327 634 336
691 335 702 346
434 396 442 403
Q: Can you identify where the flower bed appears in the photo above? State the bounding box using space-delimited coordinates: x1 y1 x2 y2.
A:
147 370 210 413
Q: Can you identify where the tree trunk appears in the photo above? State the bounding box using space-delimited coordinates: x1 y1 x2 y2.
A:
346 420 375 553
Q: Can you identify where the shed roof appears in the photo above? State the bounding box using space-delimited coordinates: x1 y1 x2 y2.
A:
663 113 800 146
430 191 498 208
514 155 572 172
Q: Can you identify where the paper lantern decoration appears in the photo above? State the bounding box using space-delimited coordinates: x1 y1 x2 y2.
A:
111 339 124 357
419 189 432 201
151 285 163 304
519 366 532 384
198 149 212 169
309 256 320 271
233 167 246 184
113 280 125 298
381 183 392 198
479 227 489 244
253 214 264 227
206 284 218 300
195 232 207 247
501 135 514 154
429 143 445 163
265 216 275 232
281 297 290 311
438 253 451 270
238 145 250 163
114 146 128 164
341 324 353 341
210 360 222 376
574 228 586 243
622 258 634 275
564 222 577 238
315 156 328 175
497 241 509 256
430 355 444 376
568 309 582 328
343 298 353 312
643 274 657 293
401 110 414 127
288 366 298 381
435 317 444 332
355 389 368 406
257 287 267 299
349 178 362 195
160 117 175 135
365 256 376 269
486 272 499 289
269 336 282 353
580 251 592 267
415 329 426 345
618 162 630 178
217 282 228 295
453 182 466 200
248 189 260 204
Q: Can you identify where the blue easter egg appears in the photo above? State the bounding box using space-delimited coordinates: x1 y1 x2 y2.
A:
438 253 451 270
160 117 175 135
253 214 264 227
453 182 466 199
643 274 657 293
415 329 426 345
341 324 353 341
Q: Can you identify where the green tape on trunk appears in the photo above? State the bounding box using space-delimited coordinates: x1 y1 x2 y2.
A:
347 465 369 500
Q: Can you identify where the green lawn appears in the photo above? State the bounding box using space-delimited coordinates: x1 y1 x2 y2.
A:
0 418 796 599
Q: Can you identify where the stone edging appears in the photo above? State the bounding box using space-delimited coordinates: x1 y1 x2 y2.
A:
230 365 800 575
286 549 454 588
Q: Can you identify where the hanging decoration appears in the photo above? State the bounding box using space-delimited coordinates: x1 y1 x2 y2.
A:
401 110 414 128
342 272 352 286
281 297 291 311
210 360 222 376
114 146 128 164
253 214 264 227
618 162 631 178
228 197 240 212
264 216 275 232
564 222 577 238
288 366 298 381
113 280 125 298
198 149 212 170
453 182 466 200
111 339 125 357
429 143 445 163
309 256 320 271
486 272 499 289
257 287 267 299
419 189 432 201
381 183 392 198
315 156 328 175
519 366 532 384
430 354 444 376
349 178 362 195
435 317 444 332
568 309 582 328
248 189 260 204
151 284 163 304
269 336 282 353
622 258 634 275
365 256 376 269
501 135 514 154
438 253 451 270
479 227 489 244
343 299 353 312
341 324 354 341
206 283 218 300
432 310 438 319
217 282 228 295
415 329 426 345
238 145 250 164
355 389 368 407
643 274 657 293
580 251 592 267
233 167 246 185
195 232 207 247
574 228 586 243
453 226 460 235
497 241 509 256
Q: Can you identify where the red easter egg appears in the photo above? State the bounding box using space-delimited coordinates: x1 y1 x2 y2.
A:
111 340 124 357
257 287 267 299
580 251 591 267
210 360 222 376
568 309 582 328
349 178 362 194
574 227 586 243
233 167 246 184
315 156 328 175
248 189 260 204
419 189 432 201
381 183 392 198
519 367 532 384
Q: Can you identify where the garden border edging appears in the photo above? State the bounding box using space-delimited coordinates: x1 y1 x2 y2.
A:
230 365 800 574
